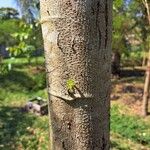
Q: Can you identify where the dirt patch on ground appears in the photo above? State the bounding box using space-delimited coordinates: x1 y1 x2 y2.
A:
28 66 45 75
111 82 144 115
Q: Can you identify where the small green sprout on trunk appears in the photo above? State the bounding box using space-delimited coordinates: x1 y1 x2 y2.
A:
66 79 75 94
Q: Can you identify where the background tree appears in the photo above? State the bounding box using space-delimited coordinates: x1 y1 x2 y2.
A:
0 7 19 20
0 8 19 47
7 20 43 64
12 0 43 65
112 0 132 75
127 0 149 67
40 0 112 149
142 0 150 116
0 7 20 73
0 19 20 47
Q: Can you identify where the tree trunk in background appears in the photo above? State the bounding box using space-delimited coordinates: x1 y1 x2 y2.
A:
142 50 150 116
111 51 121 76
142 0 150 116
40 0 112 149
142 51 147 67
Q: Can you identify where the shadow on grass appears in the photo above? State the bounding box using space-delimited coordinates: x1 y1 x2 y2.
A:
0 106 37 150
0 70 46 92
10 62 44 69
4 56 44 67
120 68 145 78
110 141 127 150
113 68 145 84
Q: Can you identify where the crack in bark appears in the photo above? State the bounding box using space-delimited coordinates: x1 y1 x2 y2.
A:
47 10 50 16
91 6 95 15
71 37 77 54
57 32 65 54
62 141 67 150
96 1 102 50
49 90 93 102
105 0 108 49
101 132 109 150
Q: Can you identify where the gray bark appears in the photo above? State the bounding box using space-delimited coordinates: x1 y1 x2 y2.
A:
40 0 112 149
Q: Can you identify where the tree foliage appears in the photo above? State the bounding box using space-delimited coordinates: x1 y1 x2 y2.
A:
0 7 19 20
7 21 42 60
0 19 20 46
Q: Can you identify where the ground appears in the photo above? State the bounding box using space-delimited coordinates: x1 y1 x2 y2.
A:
0 57 150 150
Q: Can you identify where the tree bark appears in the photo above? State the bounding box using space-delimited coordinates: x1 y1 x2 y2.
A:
142 0 150 116
40 0 112 149
142 50 150 116
142 52 147 67
111 51 121 76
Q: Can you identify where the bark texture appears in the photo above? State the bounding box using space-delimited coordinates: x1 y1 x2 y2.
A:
40 0 112 149
111 52 121 76
142 50 150 116
142 52 147 67
142 0 150 116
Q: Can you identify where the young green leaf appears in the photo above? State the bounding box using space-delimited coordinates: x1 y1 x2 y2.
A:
66 79 75 91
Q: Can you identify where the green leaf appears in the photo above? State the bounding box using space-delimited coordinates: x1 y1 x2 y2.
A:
66 79 75 91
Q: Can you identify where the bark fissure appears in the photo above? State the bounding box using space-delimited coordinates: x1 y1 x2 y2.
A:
105 0 108 48
62 141 67 150
71 37 77 54
96 1 102 51
47 10 50 15
57 32 65 54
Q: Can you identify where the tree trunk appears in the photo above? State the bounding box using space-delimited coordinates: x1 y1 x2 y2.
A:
40 0 112 149
142 49 150 116
142 52 146 67
111 51 121 76
142 0 150 116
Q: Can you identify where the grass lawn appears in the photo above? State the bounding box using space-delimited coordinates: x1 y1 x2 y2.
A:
0 57 150 150
0 57 49 150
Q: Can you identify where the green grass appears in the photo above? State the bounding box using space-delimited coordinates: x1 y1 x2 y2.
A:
0 106 49 150
0 57 150 149
3 57 45 66
0 57 49 149
111 105 150 147
110 132 150 150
